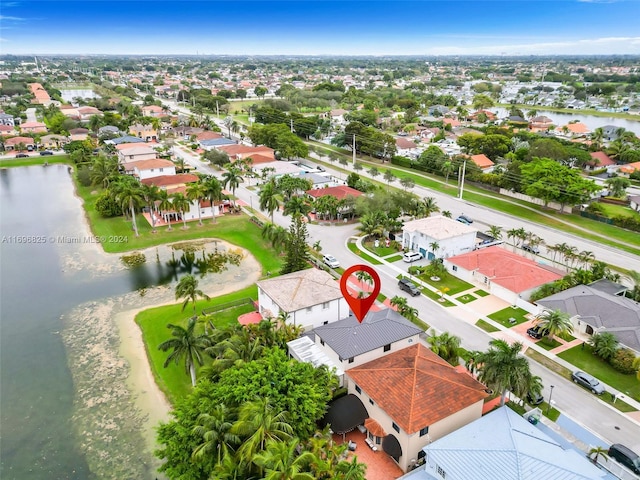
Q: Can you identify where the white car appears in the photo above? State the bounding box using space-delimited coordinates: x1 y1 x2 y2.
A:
323 254 340 268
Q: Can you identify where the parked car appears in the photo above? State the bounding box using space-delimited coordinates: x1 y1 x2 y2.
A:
571 371 606 395
398 278 421 296
608 444 640 474
402 251 423 263
522 243 540 254
40 150 54 156
527 391 544 405
15 153 29 158
456 214 473 225
526 325 548 339
323 254 340 269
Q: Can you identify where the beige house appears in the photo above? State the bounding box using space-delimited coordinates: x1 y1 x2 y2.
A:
40 134 70 150
117 145 158 164
345 344 488 472
19 121 47 134
129 123 158 142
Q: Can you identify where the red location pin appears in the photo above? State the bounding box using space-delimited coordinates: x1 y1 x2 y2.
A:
340 264 381 323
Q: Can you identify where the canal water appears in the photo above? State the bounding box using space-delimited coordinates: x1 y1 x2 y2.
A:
0 165 257 479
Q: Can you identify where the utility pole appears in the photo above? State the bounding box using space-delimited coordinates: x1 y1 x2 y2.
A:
290 119 294 133
216 101 219 117
458 160 466 199
352 134 356 165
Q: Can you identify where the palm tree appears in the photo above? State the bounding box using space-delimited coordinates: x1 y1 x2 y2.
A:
259 179 280 222
203 176 224 224
472 339 533 406
141 183 161 233
157 189 174 231
368 166 380 179
486 225 503 240
192 405 240 464
175 273 210 313
441 210 452 218
441 160 455 184
420 197 440 217
429 241 440 258
383 169 396 188
222 167 244 208
390 295 419 321
335 456 367 480
112 178 144 237
253 438 315 480
90 154 119 188
626 270 640 302
283 196 310 218
588 446 609 465
171 192 190 229
534 309 573 342
232 398 294 464
589 332 619 361
262 223 289 254
591 128 604 151
427 330 462 366
186 182 207 226
357 211 385 239
158 316 210 387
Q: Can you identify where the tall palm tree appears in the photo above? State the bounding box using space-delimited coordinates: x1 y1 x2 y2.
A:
472 339 533 406
441 161 455 184
262 223 289 253
534 309 574 342
171 192 191 229
232 398 293 464
141 183 161 233
90 154 119 188
427 330 462 366
335 456 367 480
203 175 224 224
222 167 244 208
486 225 503 240
192 405 240 464
429 241 440 258
175 273 210 313
253 438 315 480
112 178 144 237
158 316 210 387
259 179 280 222
186 182 207 226
591 127 605 151
157 189 174 231
283 196 310 218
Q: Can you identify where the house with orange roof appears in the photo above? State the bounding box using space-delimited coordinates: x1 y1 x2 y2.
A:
118 145 159 165
69 128 90 141
28 83 51 105
122 158 175 180
587 151 616 172
141 173 199 189
344 344 489 472
141 105 166 117
555 121 590 138
306 185 363 201
619 161 640 176
0 124 18 137
444 245 563 306
217 144 275 161
3 136 36 151
469 110 496 122
195 130 223 142
469 153 495 172
528 115 554 132
40 134 69 150
20 121 47 134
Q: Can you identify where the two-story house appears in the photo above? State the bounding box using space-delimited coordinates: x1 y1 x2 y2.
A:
402 215 477 260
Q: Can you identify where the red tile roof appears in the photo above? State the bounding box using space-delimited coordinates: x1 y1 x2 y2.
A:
347 344 488 434
396 137 418 149
196 131 223 141
141 174 199 187
5 136 35 145
217 144 275 158
470 153 494 169
237 153 275 165
446 245 563 293
589 151 615 167
307 185 363 200
620 161 640 174
127 159 174 170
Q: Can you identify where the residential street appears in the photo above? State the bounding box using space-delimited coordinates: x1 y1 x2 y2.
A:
173 144 640 454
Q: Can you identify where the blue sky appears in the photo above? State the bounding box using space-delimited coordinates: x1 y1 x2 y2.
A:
1 1 639 55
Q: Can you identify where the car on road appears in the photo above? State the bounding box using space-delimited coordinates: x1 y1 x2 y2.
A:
527 391 544 405
522 243 540 254
15 153 30 158
456 214 473 225
398 278 421 296
40 150 54 156
526 325 549 339
608 444 640 474
572 371 606 395
402 251 423 263
323 254 340 269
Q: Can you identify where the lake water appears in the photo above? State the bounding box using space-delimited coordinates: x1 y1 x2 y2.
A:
59 89 99 102
491 107 640 136
0 165 255 479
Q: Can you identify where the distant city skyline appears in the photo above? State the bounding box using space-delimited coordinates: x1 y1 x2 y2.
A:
1 0 640 56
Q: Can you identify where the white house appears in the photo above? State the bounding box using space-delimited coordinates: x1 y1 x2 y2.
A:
256 268 349 330
402 215 477 260
123 159 176 180
117 145 159 164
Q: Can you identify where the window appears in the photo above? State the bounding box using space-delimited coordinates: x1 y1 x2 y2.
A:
320 339 324 346
436 465 447 478
452 265 458 272
419 426 429 437
348 357 354 364
323 321 329 325
392 422 400 433
159 168 164 172
383 344 391 352
369 398 374 405
355 385 361 394
322 302 329 310
306 306 313 313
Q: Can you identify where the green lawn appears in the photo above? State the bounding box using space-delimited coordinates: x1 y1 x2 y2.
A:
558 344 640 402
421 288 455 306
418 271 474 295
347 240 382 265
75 182 283 274
135 285 258 403
457 293 477 304
475 290 490 297
386 254 404 263
0 154 71 168
537 337 563 351
476 319 500 333
487 306 530 327
362 239 400 257
598 202 640 220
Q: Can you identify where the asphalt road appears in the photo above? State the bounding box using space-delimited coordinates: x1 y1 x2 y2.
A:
173 145 640 453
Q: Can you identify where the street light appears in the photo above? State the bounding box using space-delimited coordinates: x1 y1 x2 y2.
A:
547 385 555 415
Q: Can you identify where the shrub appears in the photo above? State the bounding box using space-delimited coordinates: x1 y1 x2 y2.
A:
610 349 637 374
95 191 122 217
76 166 92 187
586 202 606 215
589 332 619 362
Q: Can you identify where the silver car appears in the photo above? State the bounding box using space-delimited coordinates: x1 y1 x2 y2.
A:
571 371 606 395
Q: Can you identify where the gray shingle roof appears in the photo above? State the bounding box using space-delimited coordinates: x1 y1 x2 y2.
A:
313 308 422 360
412 407 606 480
537 285 640 352
257 268 342 313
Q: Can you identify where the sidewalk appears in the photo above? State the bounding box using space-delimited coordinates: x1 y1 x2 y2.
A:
350 235 640 419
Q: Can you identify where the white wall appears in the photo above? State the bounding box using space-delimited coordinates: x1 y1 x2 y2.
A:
404 231 476 259
136 165 176 180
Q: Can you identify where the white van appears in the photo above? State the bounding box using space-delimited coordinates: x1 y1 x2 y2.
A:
403 251 423 263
